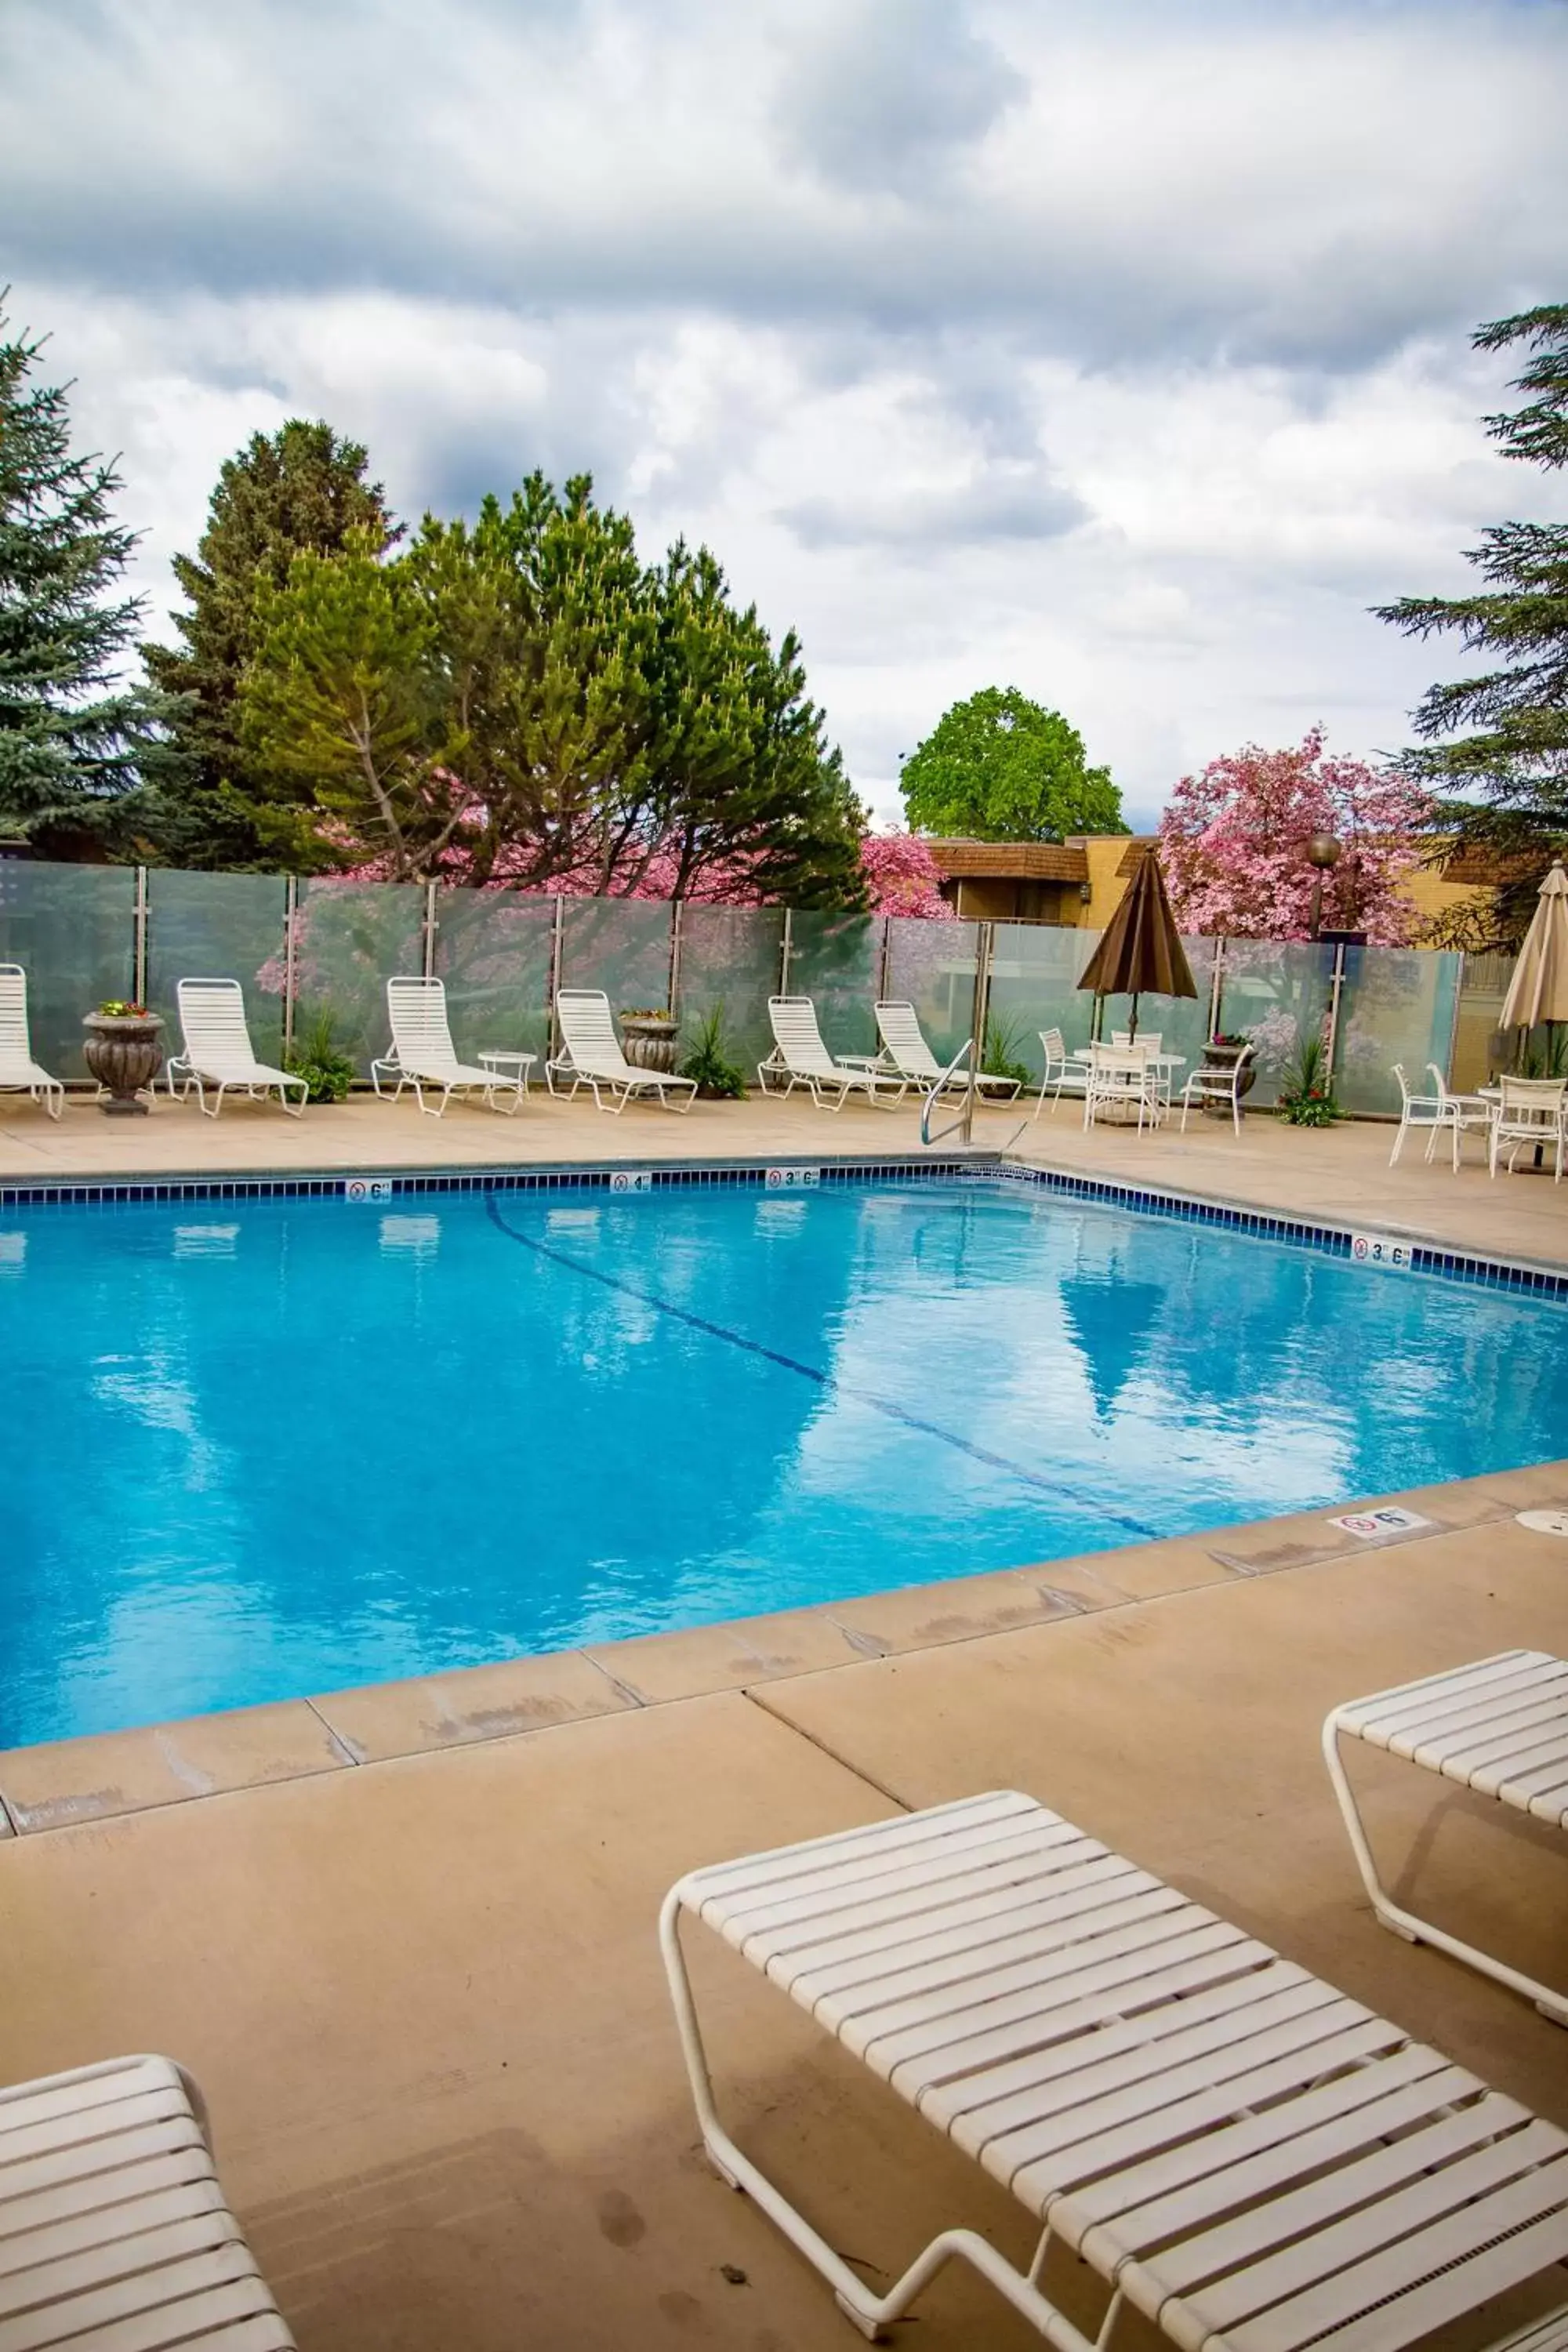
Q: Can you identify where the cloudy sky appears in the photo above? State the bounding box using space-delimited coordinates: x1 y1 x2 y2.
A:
4 0 1566 829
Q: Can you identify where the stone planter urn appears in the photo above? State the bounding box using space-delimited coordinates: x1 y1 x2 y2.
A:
619 1012 679 1074
1197 1037 1258 1115
83 1007 165 1114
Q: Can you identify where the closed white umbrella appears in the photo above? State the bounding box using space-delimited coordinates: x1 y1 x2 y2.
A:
1501 860 1568 1034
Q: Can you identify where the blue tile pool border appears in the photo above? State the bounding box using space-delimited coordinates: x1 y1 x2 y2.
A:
3 1151 1566 1302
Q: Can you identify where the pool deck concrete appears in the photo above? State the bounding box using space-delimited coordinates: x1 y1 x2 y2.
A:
4 1083 1567 1269
3 1094 1568 2348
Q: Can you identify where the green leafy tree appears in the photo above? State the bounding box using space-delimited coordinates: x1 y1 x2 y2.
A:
239 471 866 905
145 419 400 866
1376 306 1568 946
0 303 181 854
898 686 1126 840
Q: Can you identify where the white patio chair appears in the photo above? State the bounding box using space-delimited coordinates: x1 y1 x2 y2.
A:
1083 1040 1161 1132
873 1000 1020 1101
1110 1029 1160 1051
1388 1062 1449 1166
1179 1040 1254 1134
166 978 308 1117
545 989 695 1113
0 2054 296 2347
757 997 908 1109
0 962 64 1118
1490 1074 1566 1181
1425 1060 1494 1173
372 976 532 1116
1031 1026 1093 1120
662 1790 1568 2352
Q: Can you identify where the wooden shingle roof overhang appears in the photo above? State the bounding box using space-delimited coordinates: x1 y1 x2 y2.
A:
926 840 1090 884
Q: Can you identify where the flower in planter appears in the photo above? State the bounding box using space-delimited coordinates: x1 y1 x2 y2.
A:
96 1000 152 1018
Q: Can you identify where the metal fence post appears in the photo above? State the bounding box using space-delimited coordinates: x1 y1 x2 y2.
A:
668 898 684 1019
779 907 793 997
971 920 994 1067
1207 937 1226 1044
877 915 892 1006
547 895 565 1055
423 882 438 981
283 876 298 1060
1324 940 1348 1083
132 866 148 1007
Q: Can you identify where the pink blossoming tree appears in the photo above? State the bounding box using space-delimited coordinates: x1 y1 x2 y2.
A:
1158 731 1435 944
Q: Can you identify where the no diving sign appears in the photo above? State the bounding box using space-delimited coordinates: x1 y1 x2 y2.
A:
1329 1504 1434 1541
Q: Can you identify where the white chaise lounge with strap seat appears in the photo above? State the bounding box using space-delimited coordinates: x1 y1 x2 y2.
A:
166 977 309 1117
0 963 64 1120
545 989 696 1113
662 1788 1568 2351
372 976 532 1116
0 2054 295 2347
1325 1649 1568 2025
872 1000 1021 1102
758 997 909 1109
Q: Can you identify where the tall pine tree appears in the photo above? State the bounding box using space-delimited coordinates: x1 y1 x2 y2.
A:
145 419 400 866
1377 306 1568 946
0 305 178 855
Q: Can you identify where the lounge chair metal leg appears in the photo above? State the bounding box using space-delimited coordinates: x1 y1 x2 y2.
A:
658 1892 1102 2347
1322 1715 1568 2026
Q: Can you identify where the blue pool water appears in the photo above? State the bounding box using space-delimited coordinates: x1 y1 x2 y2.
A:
3 1178 1566 1746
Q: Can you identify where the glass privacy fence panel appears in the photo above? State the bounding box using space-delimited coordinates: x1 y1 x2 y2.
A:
293 880 426 1077
0 860 136 1082
434 890 555 1068
676 905 784 1076
1098 935 1218 1089
145 869 290 1069
1215 940 1335 1110
786 913 880 1057
1335 946 1462 1118
1451 953 1518 1091
558 897 673 1029
884 918 981 1071
987 924 1100 1082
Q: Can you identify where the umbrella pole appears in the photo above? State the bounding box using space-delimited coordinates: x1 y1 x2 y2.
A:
1127 994 1139 1044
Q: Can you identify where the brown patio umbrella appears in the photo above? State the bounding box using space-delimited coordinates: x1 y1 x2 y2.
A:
1501 859 1568 1044
1076 845 1197 1040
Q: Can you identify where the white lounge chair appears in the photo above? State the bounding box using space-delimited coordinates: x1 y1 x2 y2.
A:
1325 1649 1568 2024
758 997 909 1109
166 978 308 1118
372 976 533 1116
0 2053 296 2347
545 989 695 1113
0 962 64 1119
1180 1040 1254 1134
1489 1075 1566 1181
1032 1027 1093 1120
662 1788 1568 2352
873 1000 1020 1101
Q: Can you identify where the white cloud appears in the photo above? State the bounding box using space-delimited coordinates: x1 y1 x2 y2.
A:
3 0 1566 833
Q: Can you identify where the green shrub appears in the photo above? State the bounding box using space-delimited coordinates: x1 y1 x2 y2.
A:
285 1009 356 1104
982 1011 1033 1089
1276 1030 1340 1127
679 1004 747 1099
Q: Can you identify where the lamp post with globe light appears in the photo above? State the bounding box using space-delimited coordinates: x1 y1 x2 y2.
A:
1305 832 1342 942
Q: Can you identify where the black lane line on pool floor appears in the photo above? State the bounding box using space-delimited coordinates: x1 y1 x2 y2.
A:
485 1191 1158 1541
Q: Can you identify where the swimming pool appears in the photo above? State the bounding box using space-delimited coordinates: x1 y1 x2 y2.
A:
4 1174 1565 1747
